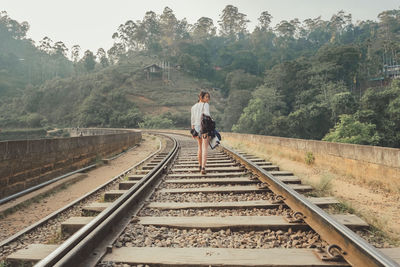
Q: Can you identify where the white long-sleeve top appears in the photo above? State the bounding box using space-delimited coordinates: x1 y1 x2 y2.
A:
191 102 210 127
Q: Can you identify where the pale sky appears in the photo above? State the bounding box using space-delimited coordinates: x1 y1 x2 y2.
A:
2 0 399 56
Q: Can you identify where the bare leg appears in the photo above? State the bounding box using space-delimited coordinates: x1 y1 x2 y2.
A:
197 137 202 169
201 135 209 169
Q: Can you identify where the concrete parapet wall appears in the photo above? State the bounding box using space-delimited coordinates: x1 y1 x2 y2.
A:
156 129 400 192
0 129 142 199
221 132 400 192
67 128 132 137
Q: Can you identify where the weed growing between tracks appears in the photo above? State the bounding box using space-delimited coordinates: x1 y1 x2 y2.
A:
47 229 64 245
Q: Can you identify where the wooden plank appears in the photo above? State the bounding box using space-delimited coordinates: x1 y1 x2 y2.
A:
82 202 112 213
104 190 128 201
276 176 301 183
172 167 244 173
165 178 258 184
128 175 144 180
167 176 301 184
103 247 349 266
249 159 266 162
135 170 150 174
173 162 238 167
182 153 225 156
147 197 339 210
119 181 138 190
269 171 293 176
176 160 233 164
7 244 59 266
255 162 272 166
61 216 95 235
142 165 156 170
178 157 231 161
261 165 279 171
380 248 400 264
138 215 367 230
168 172 249 178
158 185 312 194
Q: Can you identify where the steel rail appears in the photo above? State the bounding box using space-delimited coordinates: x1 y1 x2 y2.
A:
0 138 161 248
35 134 178 267
222 145 399 267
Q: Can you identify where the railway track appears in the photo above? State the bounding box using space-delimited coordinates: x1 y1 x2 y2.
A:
4 133 400 266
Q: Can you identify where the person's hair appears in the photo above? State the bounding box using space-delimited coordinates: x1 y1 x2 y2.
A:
198 91 210 102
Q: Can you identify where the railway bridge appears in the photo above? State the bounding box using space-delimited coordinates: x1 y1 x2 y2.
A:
0 128 399 266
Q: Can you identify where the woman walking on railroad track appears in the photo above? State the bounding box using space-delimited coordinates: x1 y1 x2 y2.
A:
191 91 211 174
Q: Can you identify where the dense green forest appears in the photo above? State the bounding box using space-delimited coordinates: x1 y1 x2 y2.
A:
0 7 400 147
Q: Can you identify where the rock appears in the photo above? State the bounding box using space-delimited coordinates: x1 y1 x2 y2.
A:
144 237 152 246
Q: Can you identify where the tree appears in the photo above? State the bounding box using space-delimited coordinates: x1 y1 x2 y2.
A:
138 11 161 51
39 36 53 54
114 20 138 51
192 17 216 42
160 7 179 46
287 103 332 139
233 85 287 134
71 45 81 62
53 41 68 57
81 50 96 72
221 90 252 131
225 69 262 91
330 91 357 122
257 11 273 31
323 114 380 145
218 5 249 40
275 20 296 38
96 48 109 67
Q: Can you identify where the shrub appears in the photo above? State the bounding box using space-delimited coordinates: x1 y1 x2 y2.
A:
305 151 315 165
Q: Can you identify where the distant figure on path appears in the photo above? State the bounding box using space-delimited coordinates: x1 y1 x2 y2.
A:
191 91 211 174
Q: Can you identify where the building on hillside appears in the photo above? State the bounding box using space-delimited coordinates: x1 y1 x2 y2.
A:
143 64 162 80
383 64 400 79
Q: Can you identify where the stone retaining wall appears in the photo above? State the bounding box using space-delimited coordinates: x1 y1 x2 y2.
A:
0 130 142 199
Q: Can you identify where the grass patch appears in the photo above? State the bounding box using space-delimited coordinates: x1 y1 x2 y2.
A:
98 194 106 203
0 260 9 267
363 225 400 247
305 151 315 165
305 174 333 197
330 201 355 214
46 229 63 244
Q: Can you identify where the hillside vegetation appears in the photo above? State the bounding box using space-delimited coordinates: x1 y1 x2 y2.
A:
12 57 223 129
1 7 400 147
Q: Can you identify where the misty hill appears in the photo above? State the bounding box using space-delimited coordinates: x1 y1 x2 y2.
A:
7 54 224 129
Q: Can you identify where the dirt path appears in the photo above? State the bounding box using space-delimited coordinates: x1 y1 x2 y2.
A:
0 134 160 241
